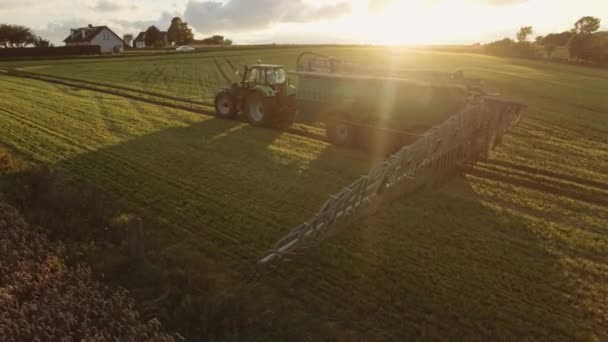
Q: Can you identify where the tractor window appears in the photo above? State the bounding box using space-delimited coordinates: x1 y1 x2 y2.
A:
266 69 286 85
248 68 263 83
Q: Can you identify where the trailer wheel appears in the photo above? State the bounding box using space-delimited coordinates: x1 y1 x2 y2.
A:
214 91 237 119
327 121 357 146
246 92 268 126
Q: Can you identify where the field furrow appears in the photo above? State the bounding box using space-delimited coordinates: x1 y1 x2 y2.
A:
1 47 606 340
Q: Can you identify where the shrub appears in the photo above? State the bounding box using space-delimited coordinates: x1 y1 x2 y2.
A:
568 33 608 64
0 147 25 175
0 45 100 58
3 167 113 242
484 38 538 59
0 197 179 341
0 166 282 340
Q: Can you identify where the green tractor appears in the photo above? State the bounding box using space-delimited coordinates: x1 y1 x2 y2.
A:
214 64 297 127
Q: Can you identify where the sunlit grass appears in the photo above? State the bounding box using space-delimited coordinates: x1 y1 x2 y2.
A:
0 46 606 340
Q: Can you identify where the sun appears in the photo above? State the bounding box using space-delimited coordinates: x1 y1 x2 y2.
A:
333 1 436 45
337 1 478 45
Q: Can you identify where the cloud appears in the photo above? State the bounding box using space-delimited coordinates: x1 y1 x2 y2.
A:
480 0 528 5
184 0 352 34
91 0 140 12
110 11 177 33
368 0 394 11
0 0 33 9
93 0 122 12
34 20 83 45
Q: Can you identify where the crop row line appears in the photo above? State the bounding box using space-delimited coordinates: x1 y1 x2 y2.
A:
6 70 328 143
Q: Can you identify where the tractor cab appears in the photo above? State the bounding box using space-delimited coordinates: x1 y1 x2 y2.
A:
215 63 297 128
241 64 288 89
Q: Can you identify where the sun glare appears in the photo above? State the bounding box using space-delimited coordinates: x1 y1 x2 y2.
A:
335 1 455 45
333 0 509 46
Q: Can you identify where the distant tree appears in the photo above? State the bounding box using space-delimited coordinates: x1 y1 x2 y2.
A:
123 34 134 47
177 21 194 45
543 31 574 47
167 17 194 45
144 25 161 47
0 25 10 47
543 44 557 59
516 26 533 42
224 39 233 46
0 24 37 48
167 17 182 44
534 35 544 44
201 35 225 45
568 17 606 63
485 36 537 59
557 31 575 45
573 16 600 34
32 36 50 48
541 32 572 59
484 38 517 56
568 33 602 62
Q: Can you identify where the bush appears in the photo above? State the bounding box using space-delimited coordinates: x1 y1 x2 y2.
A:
0 166 283 340
568 33 608 64
0 197 179 341
0 45 100 58
484 38 538 59
0 147 25 175
3 167 113 243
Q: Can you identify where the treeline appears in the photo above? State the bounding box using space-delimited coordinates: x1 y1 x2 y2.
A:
0 197 178 341
484 16 608 65
0 24 50 48
0 45 100 58
195 34 233 46
0 159 287 340
124 17 233 48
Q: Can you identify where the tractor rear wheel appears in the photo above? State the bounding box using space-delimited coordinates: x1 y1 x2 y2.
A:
214 91 237 119
327 120 357 146
246 92 268 126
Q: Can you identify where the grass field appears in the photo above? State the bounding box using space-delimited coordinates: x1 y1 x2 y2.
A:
1 46 607 340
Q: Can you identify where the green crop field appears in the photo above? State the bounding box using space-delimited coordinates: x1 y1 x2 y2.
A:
1 47 607 340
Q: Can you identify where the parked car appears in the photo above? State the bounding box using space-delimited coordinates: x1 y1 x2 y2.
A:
176 46 195 52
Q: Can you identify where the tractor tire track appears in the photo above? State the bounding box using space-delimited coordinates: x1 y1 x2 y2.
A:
6 71 328 143
213 57 234 84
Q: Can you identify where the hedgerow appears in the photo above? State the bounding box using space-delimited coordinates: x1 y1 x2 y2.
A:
0 198 179 341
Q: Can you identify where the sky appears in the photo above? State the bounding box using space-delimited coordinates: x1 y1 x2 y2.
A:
1 0 607 45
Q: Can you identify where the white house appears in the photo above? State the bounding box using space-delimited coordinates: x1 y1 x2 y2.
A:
63 25 124 53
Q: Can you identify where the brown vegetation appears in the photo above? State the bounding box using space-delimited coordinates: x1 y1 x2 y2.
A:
0 197 179 341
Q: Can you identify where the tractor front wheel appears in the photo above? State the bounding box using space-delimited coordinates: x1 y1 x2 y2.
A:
246 93 268 126
214 91 237 119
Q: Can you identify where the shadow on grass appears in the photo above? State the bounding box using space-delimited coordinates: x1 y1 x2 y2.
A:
4 109 602 339
51 113 367 263
6 78 597 339
9 107 367 339
262 173 603 341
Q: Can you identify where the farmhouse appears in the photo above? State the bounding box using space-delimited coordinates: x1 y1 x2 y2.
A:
133 30 170 48
64 25 124 53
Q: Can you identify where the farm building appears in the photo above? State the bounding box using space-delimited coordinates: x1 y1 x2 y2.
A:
133 30 170 48
63 24 124 53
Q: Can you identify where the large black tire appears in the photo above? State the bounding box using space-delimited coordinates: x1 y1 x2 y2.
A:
326 120 357 146
214 91 237 119
246 92 269 126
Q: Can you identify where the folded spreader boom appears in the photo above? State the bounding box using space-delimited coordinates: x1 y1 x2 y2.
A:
259 53 525 264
